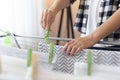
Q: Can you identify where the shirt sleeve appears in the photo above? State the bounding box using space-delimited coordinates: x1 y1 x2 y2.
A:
70 0 76 4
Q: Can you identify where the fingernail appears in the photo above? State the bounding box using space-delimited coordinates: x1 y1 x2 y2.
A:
63 45 67 50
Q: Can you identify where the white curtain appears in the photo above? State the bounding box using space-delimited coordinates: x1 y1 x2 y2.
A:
0 0 45 50
0 0 45 36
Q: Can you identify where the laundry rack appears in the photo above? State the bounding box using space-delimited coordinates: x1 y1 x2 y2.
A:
0 30 120 74
38 42 120 74
0 29 71 51
8 34 120 74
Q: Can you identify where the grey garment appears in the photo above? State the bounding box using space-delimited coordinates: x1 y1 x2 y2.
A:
38 43 120 74
73 0 120 41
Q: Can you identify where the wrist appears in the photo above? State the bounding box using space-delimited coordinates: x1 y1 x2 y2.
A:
90 33 101 43
49 8 58 16
49 4 60 15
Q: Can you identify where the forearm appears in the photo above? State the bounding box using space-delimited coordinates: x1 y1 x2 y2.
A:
49 0 70 14
91 8 120 41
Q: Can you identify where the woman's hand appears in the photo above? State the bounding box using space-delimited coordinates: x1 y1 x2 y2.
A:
40 9 57 30
40 0 72 30
63 35 98 55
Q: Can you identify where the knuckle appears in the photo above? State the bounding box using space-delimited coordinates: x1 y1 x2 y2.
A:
67 46 72 51
67 46 71 50
81 44 85 49
66 43 70 46
73 46 77 49
68 45 73 48
47 18 50 22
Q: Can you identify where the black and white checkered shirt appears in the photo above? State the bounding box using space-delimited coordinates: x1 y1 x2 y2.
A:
70 0 120 41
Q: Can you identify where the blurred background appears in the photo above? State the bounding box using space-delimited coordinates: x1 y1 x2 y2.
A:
0 0 80 37
0 0 45 36
0 0 80 50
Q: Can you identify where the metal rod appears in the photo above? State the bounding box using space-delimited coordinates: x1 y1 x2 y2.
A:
11 34 21 48
6 35 120 46
67 7 70 39
98 41 120 46
56 9 64 45
69 6 75 38
15 35 73 41
1 29 120 46
89 46 120 51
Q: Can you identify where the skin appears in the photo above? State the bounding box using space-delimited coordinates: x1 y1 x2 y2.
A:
40 0 120 55
40 0 70 30
64 8 120 55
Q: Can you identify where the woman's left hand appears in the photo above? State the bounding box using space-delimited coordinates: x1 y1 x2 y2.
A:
63 35 98 55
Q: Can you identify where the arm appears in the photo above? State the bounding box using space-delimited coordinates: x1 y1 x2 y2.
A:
91 8 120 41
49 0 71 15
64 8 120 55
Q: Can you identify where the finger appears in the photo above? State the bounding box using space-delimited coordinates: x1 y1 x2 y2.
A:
63 39 75 51
46 10 52 29
75 47 82 53
66 41 77 55
40 11 44 29
75 46 83 53
42 10 46 29
70 45 78 55
66 45 72 55
43 9 48 30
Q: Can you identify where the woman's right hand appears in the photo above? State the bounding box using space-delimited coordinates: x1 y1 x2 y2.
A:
40 9 57 30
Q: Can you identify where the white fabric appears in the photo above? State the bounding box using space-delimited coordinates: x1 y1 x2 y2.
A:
0 0 45 37
81 0 108 47
81 0 100 37
0 0 45 49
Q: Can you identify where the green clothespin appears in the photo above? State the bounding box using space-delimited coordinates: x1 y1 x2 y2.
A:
27 48 32 67
44 28 50 43
3 31 12 46
48 42 54 64
87 50 92 76
3 36 12 46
